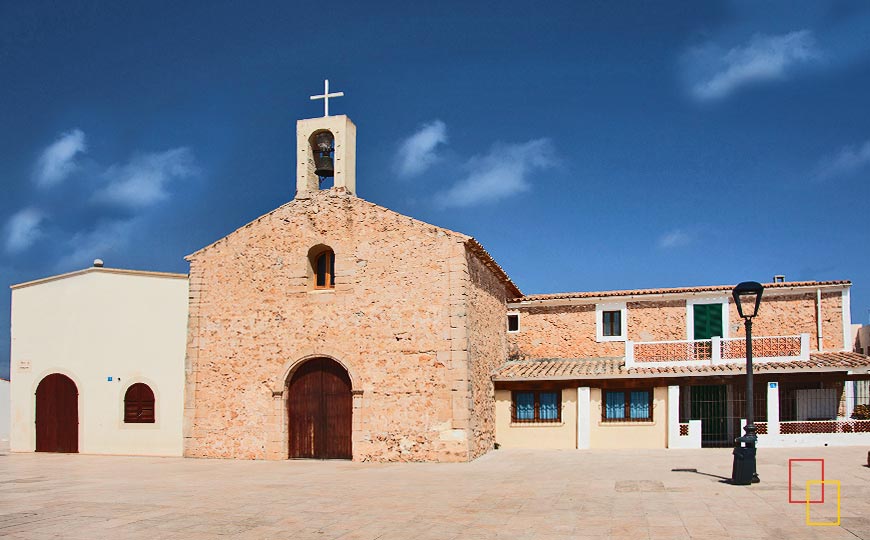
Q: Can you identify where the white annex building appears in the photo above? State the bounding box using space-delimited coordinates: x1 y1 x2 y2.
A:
9 265 187 455
0 377 9 450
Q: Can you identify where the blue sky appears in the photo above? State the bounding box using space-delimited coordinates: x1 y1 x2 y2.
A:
2 1 870 378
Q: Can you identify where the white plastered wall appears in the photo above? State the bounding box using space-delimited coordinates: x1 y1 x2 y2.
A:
10 269 188 456
0 379 9 449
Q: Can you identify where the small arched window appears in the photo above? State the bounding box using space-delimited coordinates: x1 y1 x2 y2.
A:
314 250 335 289
124 383 155 423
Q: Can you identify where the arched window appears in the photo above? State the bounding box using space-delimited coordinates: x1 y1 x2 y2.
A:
314 249 335 289
124 383 155 423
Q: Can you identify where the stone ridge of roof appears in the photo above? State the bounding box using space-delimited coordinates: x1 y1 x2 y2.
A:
181 189 523 297
491 351 870 380
185 189 473 261
513 280 851 303
465 238 522 299
10 266 189 291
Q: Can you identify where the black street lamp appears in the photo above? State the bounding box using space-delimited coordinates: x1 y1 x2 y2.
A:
731 281 764 485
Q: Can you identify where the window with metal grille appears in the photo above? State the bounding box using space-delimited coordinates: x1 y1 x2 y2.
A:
511 390 561 423
124 383 155 423
602 389 653 422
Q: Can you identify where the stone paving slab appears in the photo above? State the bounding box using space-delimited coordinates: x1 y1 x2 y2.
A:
0 446 868 539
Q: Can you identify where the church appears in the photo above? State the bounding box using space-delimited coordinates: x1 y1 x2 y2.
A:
9 97 870 461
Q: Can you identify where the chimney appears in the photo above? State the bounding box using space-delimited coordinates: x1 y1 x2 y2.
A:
773 275 785 283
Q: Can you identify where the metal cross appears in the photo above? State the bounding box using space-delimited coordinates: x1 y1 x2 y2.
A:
309 79 344 117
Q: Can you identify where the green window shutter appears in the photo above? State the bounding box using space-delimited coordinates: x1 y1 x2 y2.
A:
693 304 723 339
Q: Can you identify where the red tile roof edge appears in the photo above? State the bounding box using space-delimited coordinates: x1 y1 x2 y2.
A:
511 280 851 303
492 352 870 381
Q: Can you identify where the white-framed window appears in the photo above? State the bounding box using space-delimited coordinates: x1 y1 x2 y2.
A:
596 302 627 342
507 312 520 333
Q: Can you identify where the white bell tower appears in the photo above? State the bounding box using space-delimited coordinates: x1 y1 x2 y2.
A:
295 80 356 198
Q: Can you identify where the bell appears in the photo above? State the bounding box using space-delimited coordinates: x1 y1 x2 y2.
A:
313 132 335 178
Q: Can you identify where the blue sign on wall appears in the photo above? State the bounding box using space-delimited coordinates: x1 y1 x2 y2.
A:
107 376 113 382
769 382 777 389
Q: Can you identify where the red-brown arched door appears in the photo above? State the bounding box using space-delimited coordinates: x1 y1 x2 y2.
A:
287 358 352 459
35 373 79 453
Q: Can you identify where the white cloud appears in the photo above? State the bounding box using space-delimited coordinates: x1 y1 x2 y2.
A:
95 147 198 208
34 129 87 187
658 229 692 249
687 30 820 101
4 207 46 253
436 139 553 208
814 139 870 181
396 120 447 178
55 219 136 271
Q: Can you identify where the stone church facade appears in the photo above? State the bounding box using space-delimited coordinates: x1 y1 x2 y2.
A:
183 115 520 462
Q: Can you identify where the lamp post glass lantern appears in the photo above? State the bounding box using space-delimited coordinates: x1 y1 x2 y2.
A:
731 281 764 485
733 281 763 319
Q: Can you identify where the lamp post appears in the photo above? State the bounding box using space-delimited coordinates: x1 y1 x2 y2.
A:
731 281 764 485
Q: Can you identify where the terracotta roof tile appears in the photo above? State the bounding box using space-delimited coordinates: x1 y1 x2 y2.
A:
492 351 870 381
512 280 850 303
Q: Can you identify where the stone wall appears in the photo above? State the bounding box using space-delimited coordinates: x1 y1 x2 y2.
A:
508 301 685 359
508 305 622 359
729 291 843 351
821 292 843 351
627 300 686 342
464 249 509 459
510 291 846 361
184 189 478 462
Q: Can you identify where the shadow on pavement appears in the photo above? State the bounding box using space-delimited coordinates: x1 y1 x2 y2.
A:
671 468 731 482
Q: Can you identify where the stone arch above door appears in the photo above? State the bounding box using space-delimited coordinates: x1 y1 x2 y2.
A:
274 352 362 395
265 353 363 461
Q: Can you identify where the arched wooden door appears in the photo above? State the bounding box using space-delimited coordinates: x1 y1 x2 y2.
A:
287 358 352 459
35 373 79 453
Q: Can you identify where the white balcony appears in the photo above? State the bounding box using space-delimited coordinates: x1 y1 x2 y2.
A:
625 334 810 369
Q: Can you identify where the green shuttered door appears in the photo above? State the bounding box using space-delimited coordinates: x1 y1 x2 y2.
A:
693 303 723 339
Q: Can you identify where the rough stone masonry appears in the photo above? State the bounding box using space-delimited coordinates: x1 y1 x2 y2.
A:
183 188 515 461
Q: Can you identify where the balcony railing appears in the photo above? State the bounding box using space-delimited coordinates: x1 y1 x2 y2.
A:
625 334 810 368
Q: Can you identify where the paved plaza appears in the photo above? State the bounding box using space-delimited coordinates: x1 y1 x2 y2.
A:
0 446 868 539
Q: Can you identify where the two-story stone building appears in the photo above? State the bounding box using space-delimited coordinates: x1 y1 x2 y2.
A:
495 282 870 450
9 112 870 460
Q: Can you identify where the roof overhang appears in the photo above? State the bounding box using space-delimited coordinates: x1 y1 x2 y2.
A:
10 266 188 291
509 281 851 308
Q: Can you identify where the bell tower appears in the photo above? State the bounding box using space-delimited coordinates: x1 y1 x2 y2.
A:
296 80 356 198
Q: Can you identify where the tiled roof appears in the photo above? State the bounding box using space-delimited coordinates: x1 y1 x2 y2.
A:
492 351 870 381
513 280 851 303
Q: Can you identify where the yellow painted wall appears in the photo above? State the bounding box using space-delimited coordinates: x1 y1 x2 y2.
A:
589 386 667 449
494 388 577 449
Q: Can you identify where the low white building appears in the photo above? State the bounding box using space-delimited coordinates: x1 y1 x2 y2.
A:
0 378 9 450
9 263 188 456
